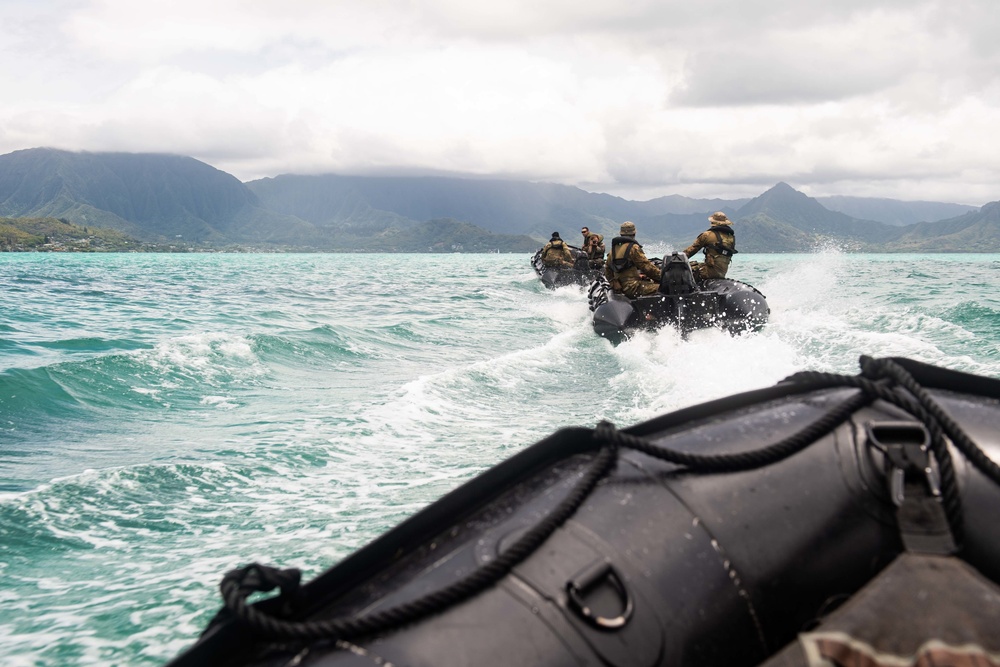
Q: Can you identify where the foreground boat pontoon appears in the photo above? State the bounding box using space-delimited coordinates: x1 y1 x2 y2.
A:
167 356 1000 667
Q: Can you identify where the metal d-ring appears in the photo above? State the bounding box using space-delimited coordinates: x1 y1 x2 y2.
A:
565 559 634 630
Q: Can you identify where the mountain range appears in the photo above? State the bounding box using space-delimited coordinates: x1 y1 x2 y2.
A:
0 147 994 252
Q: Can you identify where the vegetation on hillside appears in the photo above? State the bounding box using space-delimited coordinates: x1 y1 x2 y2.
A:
0 216 540 253
329 218 540 253
0 217 178 252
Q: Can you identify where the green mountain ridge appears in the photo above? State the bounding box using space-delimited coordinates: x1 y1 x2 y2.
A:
817 195 977 226
0 148 995 252
887 202 1000 252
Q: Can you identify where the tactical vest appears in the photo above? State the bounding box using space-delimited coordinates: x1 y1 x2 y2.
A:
608 236 640 276
541 239 565 260
706 227 738 257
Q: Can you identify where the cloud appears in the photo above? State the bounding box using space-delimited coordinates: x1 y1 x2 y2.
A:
0 0 999 205
672 26 916 106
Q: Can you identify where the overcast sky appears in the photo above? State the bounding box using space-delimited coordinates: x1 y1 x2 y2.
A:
2 0 998 204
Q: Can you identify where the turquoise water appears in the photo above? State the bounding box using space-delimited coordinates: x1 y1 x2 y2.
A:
1 251 999 665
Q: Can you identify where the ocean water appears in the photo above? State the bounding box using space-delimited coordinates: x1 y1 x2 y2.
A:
1 250 999 666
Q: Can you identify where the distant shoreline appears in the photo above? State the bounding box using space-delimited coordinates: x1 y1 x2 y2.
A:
4 247 999 255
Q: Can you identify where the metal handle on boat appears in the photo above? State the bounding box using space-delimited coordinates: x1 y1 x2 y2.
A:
565 559 634 630
865 420 938 506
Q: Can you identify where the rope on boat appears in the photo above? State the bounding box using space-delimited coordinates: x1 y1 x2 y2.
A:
602 356 971 545
220 441 617 641
217 355 995 644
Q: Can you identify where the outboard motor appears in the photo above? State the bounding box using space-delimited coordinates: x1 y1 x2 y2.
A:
590 277 634 343
658 252 698 295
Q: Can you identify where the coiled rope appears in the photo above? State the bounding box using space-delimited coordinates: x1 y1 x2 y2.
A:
220 355 996 643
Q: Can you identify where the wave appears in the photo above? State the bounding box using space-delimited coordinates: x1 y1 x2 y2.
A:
0 333 266 422
3 252 1000 666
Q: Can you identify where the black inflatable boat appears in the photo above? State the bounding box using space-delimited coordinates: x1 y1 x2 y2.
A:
589 252 769 342
532 246 604 289
166 356 1000 667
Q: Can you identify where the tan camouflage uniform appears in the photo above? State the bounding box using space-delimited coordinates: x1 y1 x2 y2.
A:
605 222 661 298
684 212 737 280
585 233 605 263
541 236 573 268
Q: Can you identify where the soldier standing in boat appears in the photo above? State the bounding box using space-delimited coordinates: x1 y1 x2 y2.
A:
540 232 573 268
684 211 738 280
605 221 661 297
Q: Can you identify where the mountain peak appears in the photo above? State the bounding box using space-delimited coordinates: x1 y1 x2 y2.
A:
737 182 818 218
736 182 891 239
769 182 797 193
758 182 810 201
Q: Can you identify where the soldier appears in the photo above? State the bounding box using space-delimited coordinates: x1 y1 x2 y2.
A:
540 232 573 268
684 211 738 280
585 231 605 264
605 221 661 298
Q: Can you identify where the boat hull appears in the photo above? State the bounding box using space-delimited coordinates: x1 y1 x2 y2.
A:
590 277 769 342
167 358 1000 667
532 247 603 289
590 252 768 341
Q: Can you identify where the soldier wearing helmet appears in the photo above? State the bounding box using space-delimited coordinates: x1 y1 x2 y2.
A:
684 212 738 280
605 221 661 297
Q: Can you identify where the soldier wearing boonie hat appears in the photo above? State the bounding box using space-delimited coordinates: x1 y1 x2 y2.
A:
684 212 738 280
